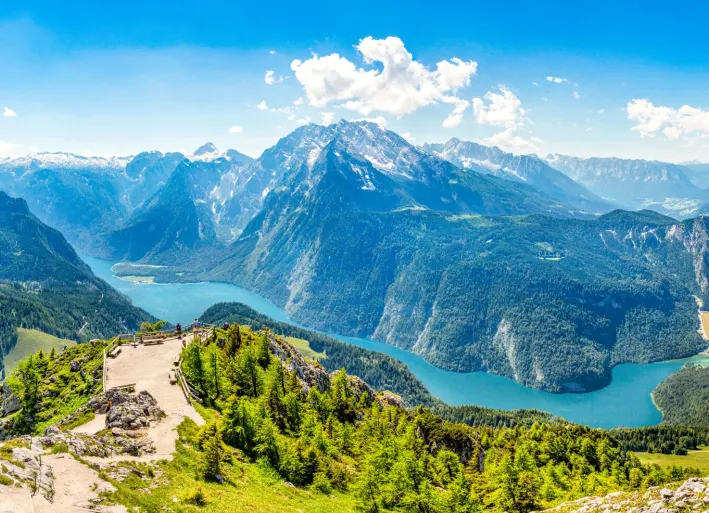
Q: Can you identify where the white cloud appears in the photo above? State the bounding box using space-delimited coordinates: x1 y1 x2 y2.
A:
321 112 336 125
532 81 539 87
546 76 569 84
269 50 277 55
627 98 709 140
293 96 304 106
290 36 477 121
270 106 296 120
0 141 22 157
442 99 469 128
598 109 605 114
228 125 244 133
473 86 539 153
256 100 268 111
472 86 525 129
484 127 540 153
402 132 415 141
355 116 388 128
295 116 312 126
264 70 285 85
3 107 17 117
572 91 581 99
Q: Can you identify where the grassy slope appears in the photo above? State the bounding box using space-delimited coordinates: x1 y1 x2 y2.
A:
285 336 326 361
106 418 359 513
635 446 709 471
2 328 76 378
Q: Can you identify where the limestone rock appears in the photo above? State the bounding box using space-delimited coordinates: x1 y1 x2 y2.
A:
105 390 165 430
1 383 22 416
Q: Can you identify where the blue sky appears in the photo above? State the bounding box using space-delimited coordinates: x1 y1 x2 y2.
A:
1 0 709 162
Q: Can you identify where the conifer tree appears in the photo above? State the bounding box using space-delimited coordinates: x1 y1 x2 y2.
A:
256 334 271 368
199 422 228 480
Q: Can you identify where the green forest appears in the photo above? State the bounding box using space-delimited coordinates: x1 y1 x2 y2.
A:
176 324 703 512
652 365 709 427
0 191 153 377
201 302 557 428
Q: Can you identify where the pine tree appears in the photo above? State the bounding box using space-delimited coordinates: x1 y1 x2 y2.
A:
264 362 287 429
186 345 207 398
211 351 221 401
256 334 271 368
255 416 280 466
222 396 255 453
224 324 242 357
331 369 354 422
235 346 261 398
447 471 480 513
7 354 42 420
199 422 228 480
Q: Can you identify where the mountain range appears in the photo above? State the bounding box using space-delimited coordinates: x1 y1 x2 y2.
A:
423 138 610 213
3 120 709 392
545 153 706 217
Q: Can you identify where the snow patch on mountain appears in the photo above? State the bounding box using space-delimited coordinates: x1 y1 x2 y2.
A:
0 152 131 171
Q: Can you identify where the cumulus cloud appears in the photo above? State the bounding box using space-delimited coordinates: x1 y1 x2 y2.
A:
293 97 304 106
546 76 569 84
270 105 296 120
295 116 312 126
320 111 336 125
572 91 581 99
3 107 17 117
264 70 285 85
472 86 526 129
355 116 388 128
473 86 538 153
269 50 277 55
228 125 244 133
627 98 709 140
441 99 469 128
256 100 268 111
484 127 540 153
290 36 477 122
402 132 415 141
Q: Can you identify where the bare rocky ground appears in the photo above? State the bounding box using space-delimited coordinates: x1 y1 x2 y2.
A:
0 333 205 512
546 477 709 513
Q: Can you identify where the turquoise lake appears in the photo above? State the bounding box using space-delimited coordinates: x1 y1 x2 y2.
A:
83 254 703 430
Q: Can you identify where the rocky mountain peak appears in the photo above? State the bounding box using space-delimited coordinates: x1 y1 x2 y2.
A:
193 142 219 156
0 191 30 215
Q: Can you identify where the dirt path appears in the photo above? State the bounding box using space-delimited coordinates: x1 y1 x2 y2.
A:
1 454 126 513
79 333 205 461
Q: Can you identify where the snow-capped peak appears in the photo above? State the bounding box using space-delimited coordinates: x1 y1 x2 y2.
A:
0 152 131 170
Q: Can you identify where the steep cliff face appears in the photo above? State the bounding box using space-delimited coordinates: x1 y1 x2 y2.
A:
207 197 708 392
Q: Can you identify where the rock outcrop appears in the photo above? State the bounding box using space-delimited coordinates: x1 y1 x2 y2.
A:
546 477 709 513
1 383 21 416
269 333 331 393
104 389 165 430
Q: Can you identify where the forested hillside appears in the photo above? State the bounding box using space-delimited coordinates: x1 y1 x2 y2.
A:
194 198 706 392
652 365 709 427
170 324 703 512
0 192 153 376
200 302 555 427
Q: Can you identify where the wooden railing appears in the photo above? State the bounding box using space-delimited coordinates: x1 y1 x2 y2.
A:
135 322 216 343
102 337 120 392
